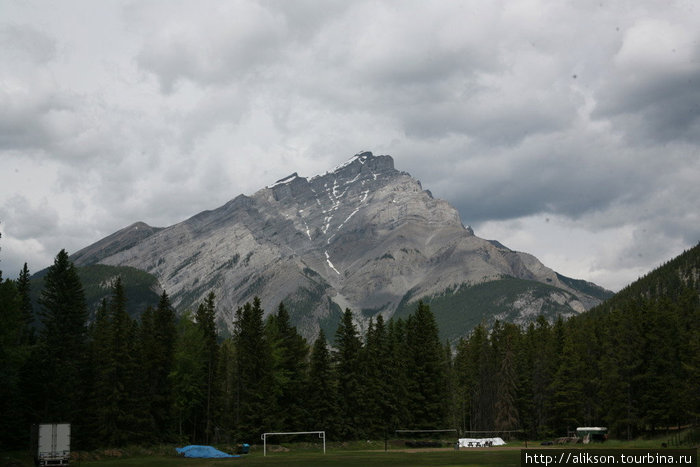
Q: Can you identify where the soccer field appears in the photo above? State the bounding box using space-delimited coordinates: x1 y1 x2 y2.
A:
75 448 521 467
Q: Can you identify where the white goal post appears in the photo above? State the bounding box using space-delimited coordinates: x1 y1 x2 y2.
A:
260 431 326 456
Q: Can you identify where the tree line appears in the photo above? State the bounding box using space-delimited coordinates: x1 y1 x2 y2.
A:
1 247 698 450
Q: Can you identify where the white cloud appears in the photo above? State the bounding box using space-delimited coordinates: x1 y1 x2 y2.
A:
134 1 288 92
0 0 698 292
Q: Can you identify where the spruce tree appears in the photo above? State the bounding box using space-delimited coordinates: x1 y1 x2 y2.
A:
37 250 89 443
405 301 447 429
151 291 177 437
126 313 152 442
638 297 680 432
16 262 35 344
172 311 207 441
442 340 458 435
361 317 390 438
139 305 158 438
679 288 700 423
333 308 364 438
598 302 643 439
517 322 536 437
267 302 309 432
386 318 411 431
453 336 474 434
550 329 585 435
214 338 238 442
195 292 218 443
493 323 520 431
305 329 339 437
465 323 494 430
140 292 177 442
531 315 556 436
94 277 142 446
234 297 274 440
86 299 110 447
0 274 28 448
369 315 402 439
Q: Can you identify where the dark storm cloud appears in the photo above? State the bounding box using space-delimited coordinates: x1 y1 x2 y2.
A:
437 146 633 224
594 58 700 144
593 20 700 144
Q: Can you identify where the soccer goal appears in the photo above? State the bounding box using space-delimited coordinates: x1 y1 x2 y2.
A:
260 431 326 456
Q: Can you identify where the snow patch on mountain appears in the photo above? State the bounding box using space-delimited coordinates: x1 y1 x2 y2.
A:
325 250 340 275
267 172 304 189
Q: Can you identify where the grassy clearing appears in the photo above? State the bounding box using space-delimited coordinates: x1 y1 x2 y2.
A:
72 449 520 467
3 435 697 467
2 445 520 467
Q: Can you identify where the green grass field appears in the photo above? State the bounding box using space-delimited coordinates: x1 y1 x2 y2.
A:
74 449 520 467
2 447 520 467
2 438 697 467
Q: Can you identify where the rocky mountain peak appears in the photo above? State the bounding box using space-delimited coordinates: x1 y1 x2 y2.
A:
73 151 613 341
327 151 395 176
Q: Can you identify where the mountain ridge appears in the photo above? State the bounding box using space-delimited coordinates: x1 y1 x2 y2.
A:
70 151 612 338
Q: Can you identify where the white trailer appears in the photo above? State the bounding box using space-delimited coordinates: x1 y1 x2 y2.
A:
32 423 71 466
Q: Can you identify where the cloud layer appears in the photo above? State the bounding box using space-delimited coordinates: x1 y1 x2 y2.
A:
1 0 698 291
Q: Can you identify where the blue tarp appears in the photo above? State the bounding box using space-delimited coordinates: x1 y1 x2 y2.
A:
176 445 240 458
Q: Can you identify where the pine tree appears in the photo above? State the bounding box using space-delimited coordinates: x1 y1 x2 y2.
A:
151 291 177 437
140 292 177 442
37 250 89 444
305 329 339 437
405 301 447 429
598 301 643 439
333 308 364 438
94 277 142 446
679 288 700 423
126 313 152 442
550 329 586 435
493 323 520 431
453 336 473 434
442 340 459 436
517 322 536 437
16 262 35 344
531 316 556 436
214 337 238 442
0 274 29 448
195 292 218 443
172 311 207 442
234 297 274 440
85 299 110 447
361 316 391 438
455 322 494 431
386 318 411 431
266 302 309 432
638 297 680 432
139 304 158 438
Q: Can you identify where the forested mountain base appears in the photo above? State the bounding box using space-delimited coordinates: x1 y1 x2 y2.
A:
1 245 698 450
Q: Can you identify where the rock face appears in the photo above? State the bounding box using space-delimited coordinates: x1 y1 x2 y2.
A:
72 152 611 339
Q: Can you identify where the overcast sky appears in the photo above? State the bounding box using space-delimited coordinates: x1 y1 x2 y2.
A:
1 0 699 292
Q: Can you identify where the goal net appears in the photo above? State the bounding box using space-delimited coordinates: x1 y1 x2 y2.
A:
260 431 326 456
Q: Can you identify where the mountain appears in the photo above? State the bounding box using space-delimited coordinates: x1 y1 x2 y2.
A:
587 242 700 317
71 151 612 340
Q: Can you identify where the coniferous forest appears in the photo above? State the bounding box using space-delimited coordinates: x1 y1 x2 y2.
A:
0 244 699 450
